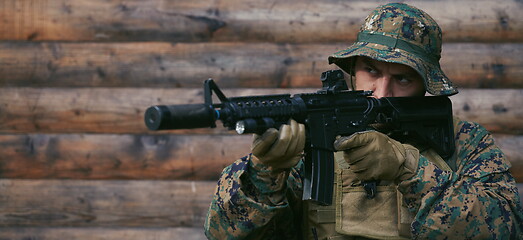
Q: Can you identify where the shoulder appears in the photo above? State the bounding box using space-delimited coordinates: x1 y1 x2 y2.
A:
454 117 498 150
454 118 489 139
453 117 512 178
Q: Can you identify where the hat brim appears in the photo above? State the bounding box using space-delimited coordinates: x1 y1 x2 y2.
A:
328 42 458 96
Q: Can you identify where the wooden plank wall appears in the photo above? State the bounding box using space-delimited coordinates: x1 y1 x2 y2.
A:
0 0 522 239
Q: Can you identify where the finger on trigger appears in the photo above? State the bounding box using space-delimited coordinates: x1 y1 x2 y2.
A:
334 131 374 150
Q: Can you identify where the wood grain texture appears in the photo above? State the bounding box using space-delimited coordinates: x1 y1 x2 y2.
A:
0 133 249 180
450 89 523 134
0 0 520 238
0 0 521 43
0 227 206 240
0 180 215 227
495 134 523 183
0 133 521 182
0 42 522 88
0 180 520 230
0 87 301 133
0 88 521 134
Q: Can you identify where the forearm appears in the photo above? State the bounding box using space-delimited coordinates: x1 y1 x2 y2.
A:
204 155 303 239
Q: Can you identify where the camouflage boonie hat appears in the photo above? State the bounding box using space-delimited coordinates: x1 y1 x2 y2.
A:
328 3 458 96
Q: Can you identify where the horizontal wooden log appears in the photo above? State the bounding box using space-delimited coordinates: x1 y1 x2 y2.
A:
449 89 523 134
0 0 522 43
1 42 522 88
0 180 215 228
0 180 520 230
0 134 250 180
0 227 206 240
0 133 521 182
0 87 305 134
494 134 523 182
0 88 521 135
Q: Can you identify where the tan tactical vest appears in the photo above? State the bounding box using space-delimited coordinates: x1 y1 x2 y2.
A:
302 118 461 240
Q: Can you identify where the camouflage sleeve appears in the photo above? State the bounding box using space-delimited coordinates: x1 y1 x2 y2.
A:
398 120 523 239
204 154 304 240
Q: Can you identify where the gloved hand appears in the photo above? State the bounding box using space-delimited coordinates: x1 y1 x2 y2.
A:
333 131 419 182
251 119 305 172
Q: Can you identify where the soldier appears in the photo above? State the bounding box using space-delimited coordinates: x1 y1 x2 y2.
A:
204 3 523 239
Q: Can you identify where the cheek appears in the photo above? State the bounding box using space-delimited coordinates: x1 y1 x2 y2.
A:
354 72 374 91
411 80 426 96
394 82 425 97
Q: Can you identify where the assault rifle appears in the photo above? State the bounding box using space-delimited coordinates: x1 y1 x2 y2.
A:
144 70 455 205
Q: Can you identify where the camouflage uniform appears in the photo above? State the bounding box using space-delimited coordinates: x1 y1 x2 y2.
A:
204 118 523 239
204 3 523 239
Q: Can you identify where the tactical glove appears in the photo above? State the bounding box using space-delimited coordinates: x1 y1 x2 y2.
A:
251 119 305 172
333 130 419 182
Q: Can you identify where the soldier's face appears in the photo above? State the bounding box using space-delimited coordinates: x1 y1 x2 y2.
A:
353 57 426 98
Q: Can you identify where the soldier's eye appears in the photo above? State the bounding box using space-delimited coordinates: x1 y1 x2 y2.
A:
396 76 412 85
365 67 378 75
